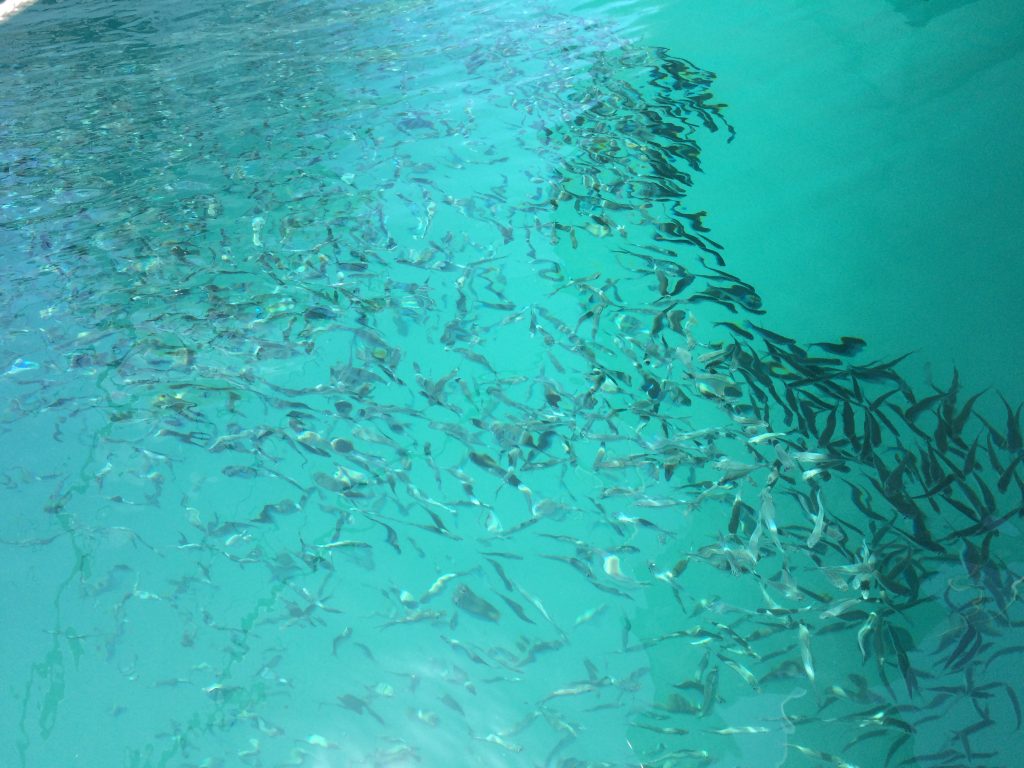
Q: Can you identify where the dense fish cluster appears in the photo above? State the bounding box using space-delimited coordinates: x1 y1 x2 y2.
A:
1 1 1021 767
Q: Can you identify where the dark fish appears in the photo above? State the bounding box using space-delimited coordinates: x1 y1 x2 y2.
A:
744 322 796 346
1001 392 1024 452
882 733 912 768
486 558 516 592
254 499 299 523
887 624 918 697
374 520 401 554
910 474 956 500
468 451 520 485
903 391 944 422
441 635 490 666
498 594 534 624
331 437 355 453
842 401 860 452
452 584 500 622
945 626 982 671
810 336 866 357
844 480 887 522
223 465 259 478
440 693 465 716
962 436 980 476
337 694 384 725
1004 685 1022 730
952 388 988 438
819 405 839 444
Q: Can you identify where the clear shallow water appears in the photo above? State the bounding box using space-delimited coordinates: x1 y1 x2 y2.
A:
1 1 1022 767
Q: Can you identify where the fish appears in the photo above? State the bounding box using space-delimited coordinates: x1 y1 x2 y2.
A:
421 573 459 602
857 612 877 661
11 13 1024 766
810 336 866 356
700 666 719 717
452 584 501 622
798 622 815 686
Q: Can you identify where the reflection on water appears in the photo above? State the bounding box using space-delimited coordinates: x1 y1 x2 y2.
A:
1 1 1022 766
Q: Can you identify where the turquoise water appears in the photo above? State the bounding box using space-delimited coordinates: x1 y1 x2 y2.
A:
643 0 1024 408
1 1 1022 766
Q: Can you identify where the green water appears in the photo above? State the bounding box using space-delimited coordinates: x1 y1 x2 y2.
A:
1 1 1022 767
630 0 1024 405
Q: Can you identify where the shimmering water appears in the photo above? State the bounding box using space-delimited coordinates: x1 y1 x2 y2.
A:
2 1 1022 767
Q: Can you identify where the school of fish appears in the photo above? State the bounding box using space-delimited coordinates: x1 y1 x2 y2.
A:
0 1 1021 767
